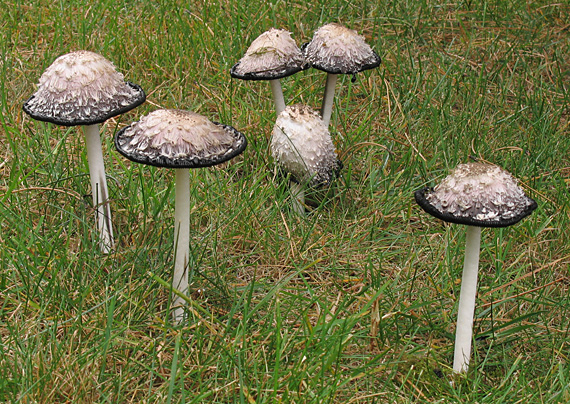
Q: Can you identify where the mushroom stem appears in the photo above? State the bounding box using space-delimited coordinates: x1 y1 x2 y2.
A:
453 225 482 373
320 73 338 126
269 79 286 116
83 124 114 253
289 180 305 215
172 168 191 323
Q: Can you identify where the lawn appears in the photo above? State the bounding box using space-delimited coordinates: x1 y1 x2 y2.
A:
1 0 569 402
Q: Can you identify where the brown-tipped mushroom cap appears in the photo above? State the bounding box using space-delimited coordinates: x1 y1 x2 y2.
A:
415 162 537 228
230 28 306 81
115 109 247 169
303 23 381 75
271 104 341 187
23 50 146 126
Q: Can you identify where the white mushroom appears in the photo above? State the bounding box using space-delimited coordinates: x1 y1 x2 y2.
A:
415 162 537 373
303 23 381 126
231 28 306 115
271 104 341 214
115 109 247 323
23 50 146 253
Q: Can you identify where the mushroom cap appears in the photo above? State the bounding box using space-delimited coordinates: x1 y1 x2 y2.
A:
115 109 247 169
302 23 381 75
23 50 146 127
271 104 341 187
230 28 307 81
415 163 537 228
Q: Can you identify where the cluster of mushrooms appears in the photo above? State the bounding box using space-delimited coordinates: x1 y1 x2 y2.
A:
231 24 381 214
22 24 538 374
23 50 247 322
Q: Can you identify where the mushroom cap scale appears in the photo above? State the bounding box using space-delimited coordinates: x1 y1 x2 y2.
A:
23 50 146 126
271 104 341 187
415 163 537 228
303 23 381 75
231 28 307 81
115 109 247 169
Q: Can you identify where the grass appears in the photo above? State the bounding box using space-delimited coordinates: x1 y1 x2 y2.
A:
1 0 569 402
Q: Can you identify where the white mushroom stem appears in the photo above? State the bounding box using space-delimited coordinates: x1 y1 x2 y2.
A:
172 168 190 323
269 79 286 116
320 73 338 126
289 180 305 215
83 124 114 253
453 225 482 373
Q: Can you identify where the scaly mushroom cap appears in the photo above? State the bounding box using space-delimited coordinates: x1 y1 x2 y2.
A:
271 104 341 187
415 163 537 228
115 109 247 168
303 23 381 75
23 50 146 126
231 28 306 80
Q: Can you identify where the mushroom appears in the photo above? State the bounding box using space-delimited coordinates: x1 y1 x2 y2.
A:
231 28 306 116
414 162 537 373
271 104 341 214
303 23 381 126
23 50 146 253
114 109 247 322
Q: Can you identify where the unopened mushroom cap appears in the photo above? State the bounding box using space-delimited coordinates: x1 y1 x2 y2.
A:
23 50 146 126
231 28 306 80
115 109 247 169
271 104 341 187
415 163 537 228
303 23 381 75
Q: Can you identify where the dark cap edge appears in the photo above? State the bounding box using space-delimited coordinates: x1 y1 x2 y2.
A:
230 62 309 81
301 43 382 74
22 82 147 127
414 187 538 228
114 122 247 169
